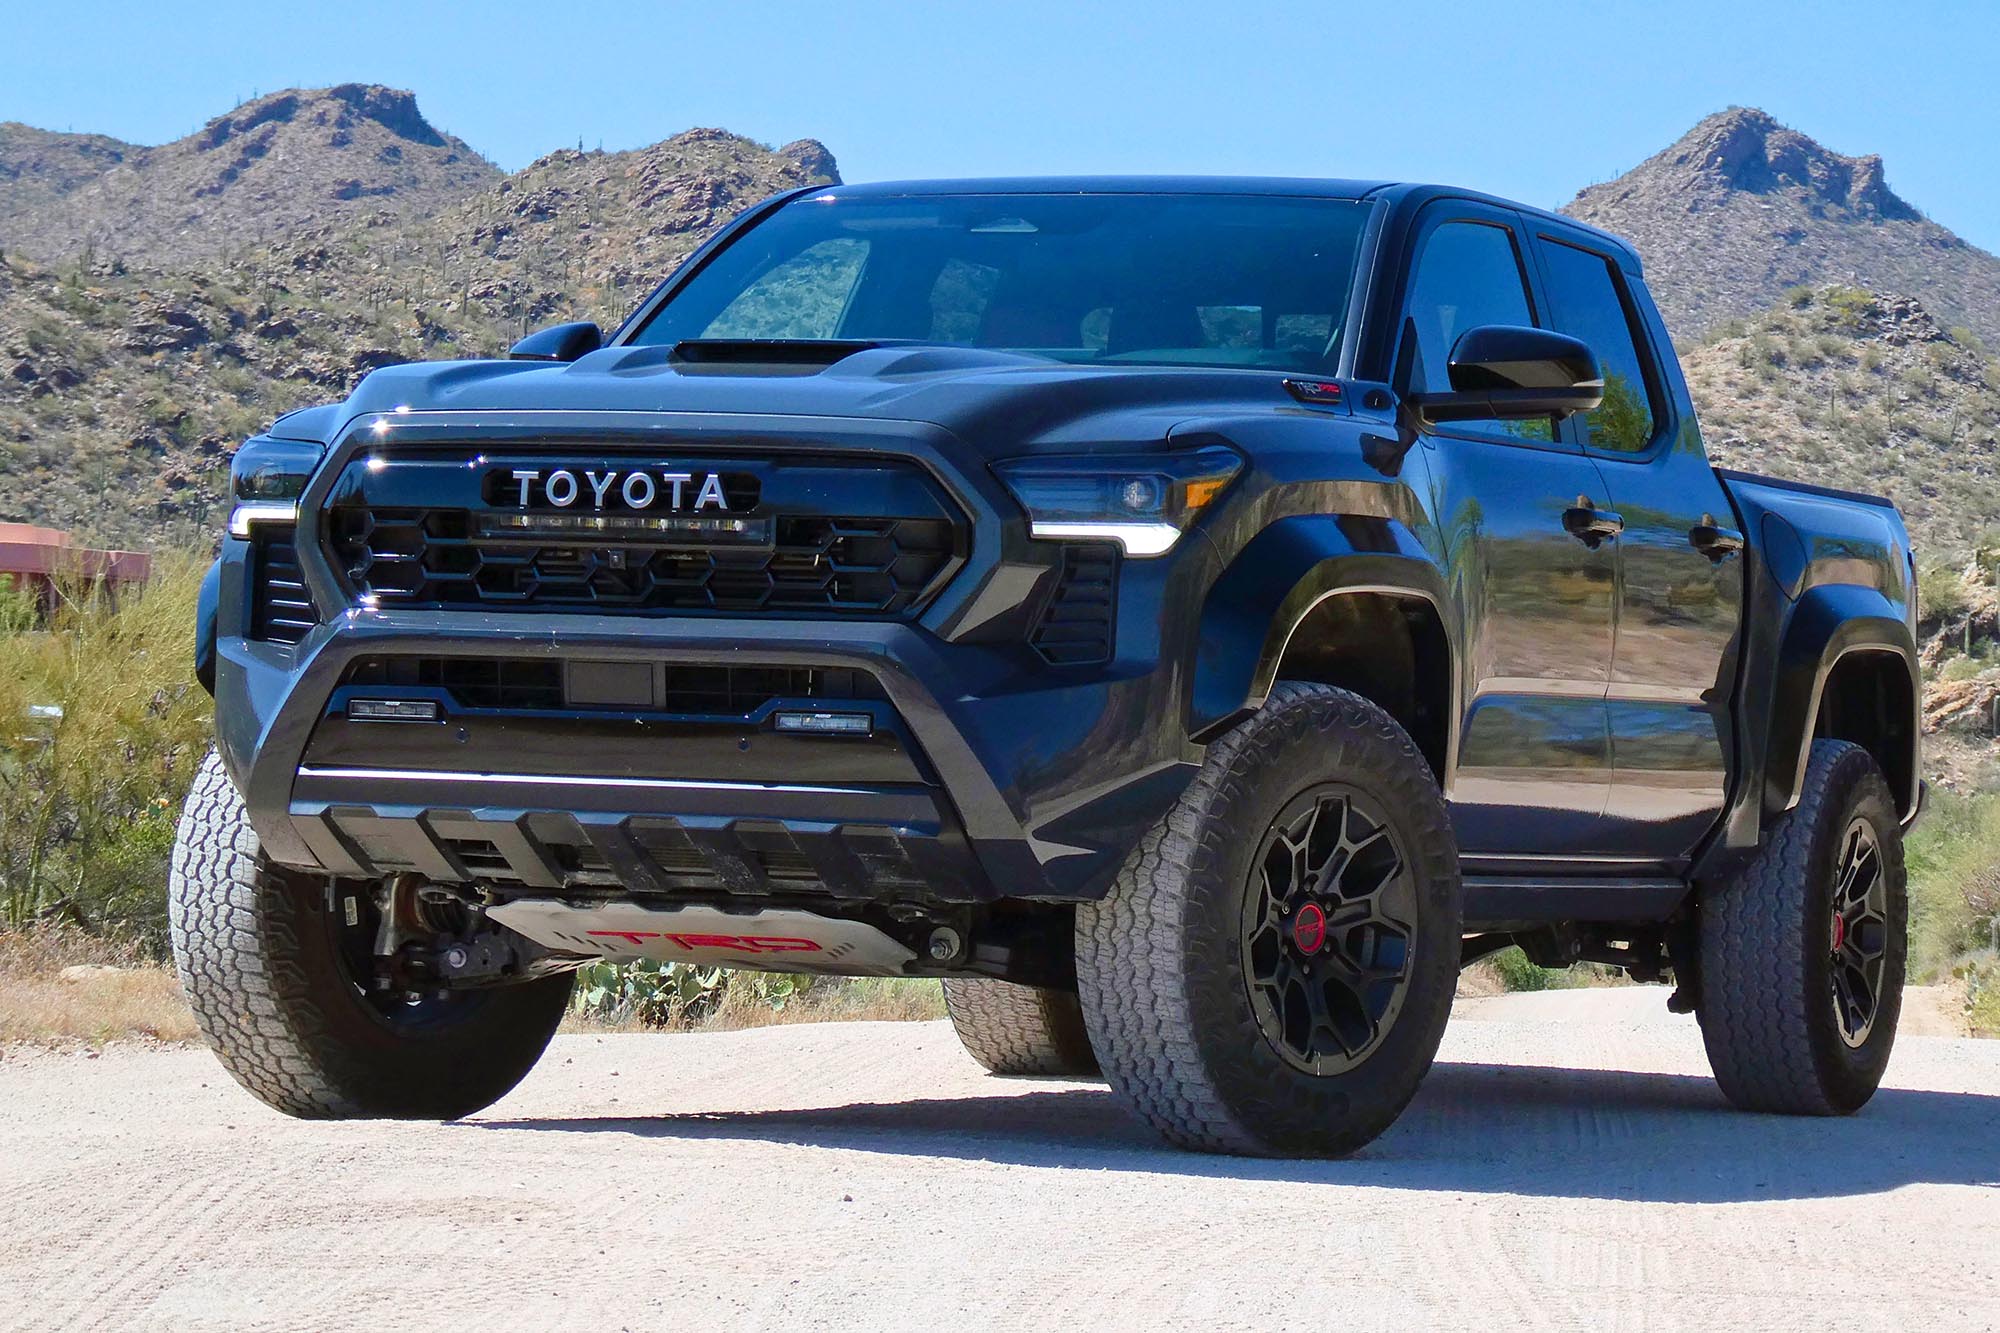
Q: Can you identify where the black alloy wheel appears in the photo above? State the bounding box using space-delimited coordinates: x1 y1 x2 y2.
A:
1828 817 1889 1049
1240 783 1416 1076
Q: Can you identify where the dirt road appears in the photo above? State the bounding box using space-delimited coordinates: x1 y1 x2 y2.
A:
2 989 1997 1332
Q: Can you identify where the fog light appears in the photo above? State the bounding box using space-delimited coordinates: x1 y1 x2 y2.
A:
348 698 441 723
773 710 873 736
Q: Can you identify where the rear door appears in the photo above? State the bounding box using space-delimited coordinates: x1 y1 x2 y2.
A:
1395 202 1620 858
1530 227 1744 863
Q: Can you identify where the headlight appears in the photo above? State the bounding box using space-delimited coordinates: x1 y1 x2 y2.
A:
226 437 323 536
993 445 1242 557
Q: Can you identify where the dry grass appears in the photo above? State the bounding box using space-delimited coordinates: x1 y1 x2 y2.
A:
701 977 944 1031
0 927 195 1047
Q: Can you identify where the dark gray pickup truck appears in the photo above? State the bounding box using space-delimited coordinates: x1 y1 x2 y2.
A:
172 178 1922 1155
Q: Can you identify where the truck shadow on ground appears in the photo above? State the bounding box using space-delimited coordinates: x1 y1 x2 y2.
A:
472 1060 2000 1204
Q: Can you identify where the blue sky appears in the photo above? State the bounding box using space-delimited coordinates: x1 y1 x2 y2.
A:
6 0 1998 252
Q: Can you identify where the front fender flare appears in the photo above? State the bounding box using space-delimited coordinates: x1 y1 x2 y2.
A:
1188 515 1451 739
195 558 221 696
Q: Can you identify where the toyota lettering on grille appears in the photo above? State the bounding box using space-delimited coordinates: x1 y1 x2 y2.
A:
504 467 732 512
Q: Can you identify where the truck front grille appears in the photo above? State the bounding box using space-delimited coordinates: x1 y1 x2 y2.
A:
328 509 959 618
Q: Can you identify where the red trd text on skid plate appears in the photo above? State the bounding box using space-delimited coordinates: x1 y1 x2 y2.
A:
585 930 824 953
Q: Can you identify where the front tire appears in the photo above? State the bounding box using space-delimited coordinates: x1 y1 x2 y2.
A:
1697 739 1908 1115
168 751 572 1119
941 978 1099 1076
1075 683 1462 1156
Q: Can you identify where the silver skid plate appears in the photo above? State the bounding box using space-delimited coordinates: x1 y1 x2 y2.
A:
487 899 917 976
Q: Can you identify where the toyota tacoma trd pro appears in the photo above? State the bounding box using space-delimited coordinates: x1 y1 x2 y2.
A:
172 179 1924 1155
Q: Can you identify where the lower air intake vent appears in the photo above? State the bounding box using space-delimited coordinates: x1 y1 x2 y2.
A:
1031 543 1118 666
249 528 317 645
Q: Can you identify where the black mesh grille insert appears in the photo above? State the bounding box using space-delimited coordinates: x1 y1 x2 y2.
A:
249 528 318 645
1031 543 1119 666
328 508 958 617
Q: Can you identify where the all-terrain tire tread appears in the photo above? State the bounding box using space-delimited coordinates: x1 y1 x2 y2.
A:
168 750 357 1118
169 749 569 1120
1697 739 1904 1115
941 978 1099 1075
1074 682 1460 1155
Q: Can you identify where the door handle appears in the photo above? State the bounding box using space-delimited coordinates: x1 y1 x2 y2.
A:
1689 516 1744 563
1562 498 1623 549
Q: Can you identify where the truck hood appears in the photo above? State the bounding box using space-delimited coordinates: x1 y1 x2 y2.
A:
324 343 1322 456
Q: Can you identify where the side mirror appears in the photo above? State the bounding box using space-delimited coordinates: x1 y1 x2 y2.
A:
1406 325 1602 424
509 321 603 363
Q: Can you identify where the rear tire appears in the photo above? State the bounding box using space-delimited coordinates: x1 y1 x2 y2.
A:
168 750 572 1120
941 978 1099 1076
1697 739 1907 1115
1075 683 1461 1156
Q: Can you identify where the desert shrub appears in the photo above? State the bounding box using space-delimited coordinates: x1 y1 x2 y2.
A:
1487 946 1564 992
1903 789 2000 980
1958 955 2000 1037
570 959 817 1027
0 556 212 951
1918 563 1972 623
1821 286 1878 331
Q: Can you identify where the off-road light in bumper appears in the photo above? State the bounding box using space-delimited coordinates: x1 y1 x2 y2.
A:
993 445 1242 557
773 710 874 736
347 698 442 723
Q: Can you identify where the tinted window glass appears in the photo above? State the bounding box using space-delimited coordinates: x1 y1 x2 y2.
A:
1400 220 1550 442
631 194 1369 374
705 237 867 339
1540 239 1659 453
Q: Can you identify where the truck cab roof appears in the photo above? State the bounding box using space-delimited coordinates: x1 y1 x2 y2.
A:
812 177 1643 274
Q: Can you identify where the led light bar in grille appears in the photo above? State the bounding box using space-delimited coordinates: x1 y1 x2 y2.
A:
476 513 774 545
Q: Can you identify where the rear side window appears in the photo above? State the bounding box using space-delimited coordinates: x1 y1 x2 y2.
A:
1539 239 1660 453
1399 219 1550 442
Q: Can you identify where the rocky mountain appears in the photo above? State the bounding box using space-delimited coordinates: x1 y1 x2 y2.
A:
0 85 500 268
1565 108 2000 348
259 128 842 343
0 112 838 547
0 124 136 241
1685 285 2000 559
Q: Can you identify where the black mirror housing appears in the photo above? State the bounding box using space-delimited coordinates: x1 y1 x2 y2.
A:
1407 324 1603 423
509 321 603 363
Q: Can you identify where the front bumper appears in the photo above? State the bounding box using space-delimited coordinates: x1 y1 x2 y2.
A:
216 591 1207 906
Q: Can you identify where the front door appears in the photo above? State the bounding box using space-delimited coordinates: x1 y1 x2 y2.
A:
1532 228 1743 862
1395 205 1620 858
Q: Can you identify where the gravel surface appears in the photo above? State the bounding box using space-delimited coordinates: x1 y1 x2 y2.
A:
2 989 1997 1331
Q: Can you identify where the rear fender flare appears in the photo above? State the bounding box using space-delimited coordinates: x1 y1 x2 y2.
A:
1761 583 1919 817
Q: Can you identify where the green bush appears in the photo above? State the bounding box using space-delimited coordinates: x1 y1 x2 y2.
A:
1489 946 1565 992
1903 789 2000 980
0 557 212 951
570 959 817 1027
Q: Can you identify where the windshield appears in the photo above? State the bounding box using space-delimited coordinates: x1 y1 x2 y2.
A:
628 192 1370 374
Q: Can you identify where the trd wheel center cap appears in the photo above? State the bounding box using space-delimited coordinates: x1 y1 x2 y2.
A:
1292 901 1328 955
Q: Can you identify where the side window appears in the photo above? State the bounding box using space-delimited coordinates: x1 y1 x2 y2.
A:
1399 220 1551 442
1539 239 1660 453
704 237 868 339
